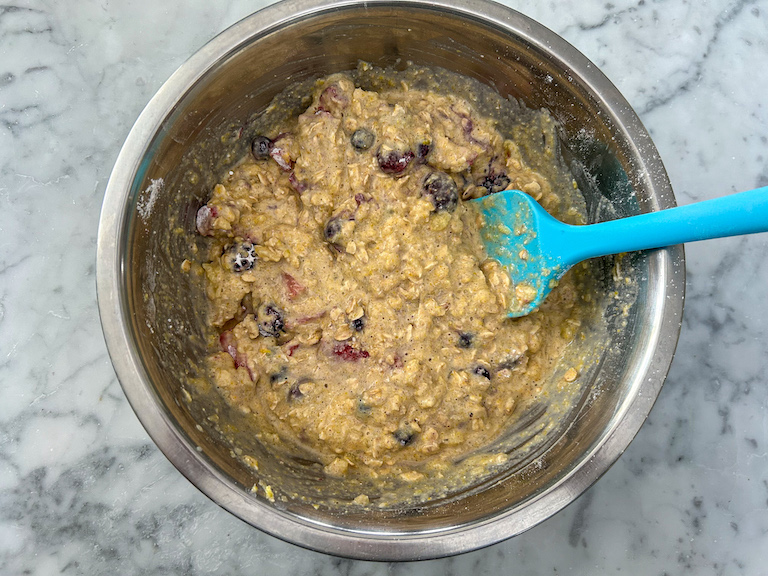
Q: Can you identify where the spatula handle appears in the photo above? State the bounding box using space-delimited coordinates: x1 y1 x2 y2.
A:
565 185 768 264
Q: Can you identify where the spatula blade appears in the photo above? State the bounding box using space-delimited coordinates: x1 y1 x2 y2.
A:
471 189 566 317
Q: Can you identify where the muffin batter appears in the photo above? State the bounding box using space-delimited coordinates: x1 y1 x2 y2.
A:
193 70 586 486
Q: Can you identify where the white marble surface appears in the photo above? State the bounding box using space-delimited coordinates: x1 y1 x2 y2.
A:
1 0 767 573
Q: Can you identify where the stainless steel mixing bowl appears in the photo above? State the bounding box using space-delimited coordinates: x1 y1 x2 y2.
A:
96 0 684 560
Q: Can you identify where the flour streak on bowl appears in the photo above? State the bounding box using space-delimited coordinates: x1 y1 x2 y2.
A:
96 0 684 560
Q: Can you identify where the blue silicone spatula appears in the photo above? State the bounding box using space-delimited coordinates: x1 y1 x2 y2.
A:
471 186 768 317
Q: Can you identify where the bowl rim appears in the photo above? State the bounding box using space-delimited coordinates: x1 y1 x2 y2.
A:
96 0 685 561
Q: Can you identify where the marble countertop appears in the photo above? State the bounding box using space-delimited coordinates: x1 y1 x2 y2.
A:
2 0 767 573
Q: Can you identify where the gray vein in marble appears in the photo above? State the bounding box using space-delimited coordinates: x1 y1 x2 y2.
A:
561 0 646 32
638 0 762 115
